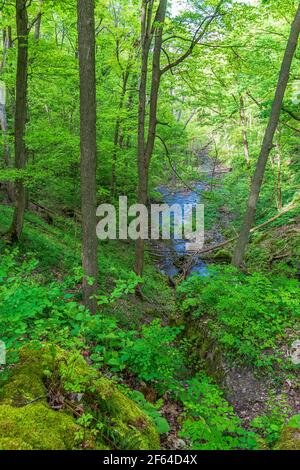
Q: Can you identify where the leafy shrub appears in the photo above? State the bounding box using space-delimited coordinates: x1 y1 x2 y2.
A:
0 251 183 392
177 374 258 450
0 250 135 362
120 320 184 390
177 266 300 368
122 389 170 435
250 393 291 447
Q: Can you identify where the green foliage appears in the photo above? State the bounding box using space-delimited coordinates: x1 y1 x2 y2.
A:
121 389 170 435
177 374 258 450
97 272 142 306
120 320 184 390
0 250 129 358
288 414 300 429
177 266 300 368
1 0 300 451
250 394 291 447
0 250 182 393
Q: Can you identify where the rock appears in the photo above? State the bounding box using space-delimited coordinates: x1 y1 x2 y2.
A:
0 344 160 450
211 249 232 263
0 403 78 450
185 320 225 383
0 344 54 407
276 415 300 450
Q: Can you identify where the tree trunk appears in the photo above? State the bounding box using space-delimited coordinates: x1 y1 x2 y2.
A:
275 143 283 210
135 0 168 278
0 82 14 203
239 95 250 169
34 0 43 42
111 65 131 197
134 0 154 279
119 72 138 150
232 3 300 268
8 0 28 242
0 29 14 203
77 0 98 313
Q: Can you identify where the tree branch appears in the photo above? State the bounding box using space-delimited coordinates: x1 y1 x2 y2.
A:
160 0 225 76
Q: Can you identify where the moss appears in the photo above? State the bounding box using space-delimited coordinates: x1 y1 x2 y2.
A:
92 376 160 450
211 249 232 263
184 322 225 383
0 437 33 450
276 427 300 450
0 343 56 406
56 351 160 450
0 403 78 450
0 343 160 450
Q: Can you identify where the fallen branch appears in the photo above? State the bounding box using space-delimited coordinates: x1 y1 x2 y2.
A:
187 237 236 256
270 252 291 264
187 202 299 257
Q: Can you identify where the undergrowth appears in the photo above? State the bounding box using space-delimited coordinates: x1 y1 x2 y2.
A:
177 265 300 370
1 206 299 450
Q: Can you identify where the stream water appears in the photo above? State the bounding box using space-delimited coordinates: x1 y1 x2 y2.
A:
153 183 209 278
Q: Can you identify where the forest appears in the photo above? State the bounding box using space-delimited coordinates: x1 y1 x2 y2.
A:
0 0 299 454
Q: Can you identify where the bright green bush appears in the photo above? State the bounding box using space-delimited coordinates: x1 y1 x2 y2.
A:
177 266 300 368
120 320 184 390
250 393 291 447
177 374 258 450
0 250 129 356
0 251 183 392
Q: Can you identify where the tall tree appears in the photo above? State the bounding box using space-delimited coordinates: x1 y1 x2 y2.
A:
111 48 135 197
232 3 300 268
239 95 250 170
34 0 43 43
135 0 168 279
77 0 98 313
0 27 14 202
8 0 28 242
135 0 224 279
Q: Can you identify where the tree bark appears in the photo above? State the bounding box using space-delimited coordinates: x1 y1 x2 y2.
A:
134 0 154 279
77 0 98 313
232 3 300 268
8 0 28 241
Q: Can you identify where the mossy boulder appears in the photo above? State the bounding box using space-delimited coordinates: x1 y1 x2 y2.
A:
0 343 56 406
0 343 160 450
0 437 33 450
211 249 232 263
56 347 160 450
276 415 300 450
0 403 78 450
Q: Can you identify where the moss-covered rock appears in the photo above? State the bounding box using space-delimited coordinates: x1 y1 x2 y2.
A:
211 249 232 263
57 348 160 450
0 403 78 450
91 377 160 450
276 416 300 450
0 343 56 406
0 343 160 450
276 427 300 450
0 437 33 450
